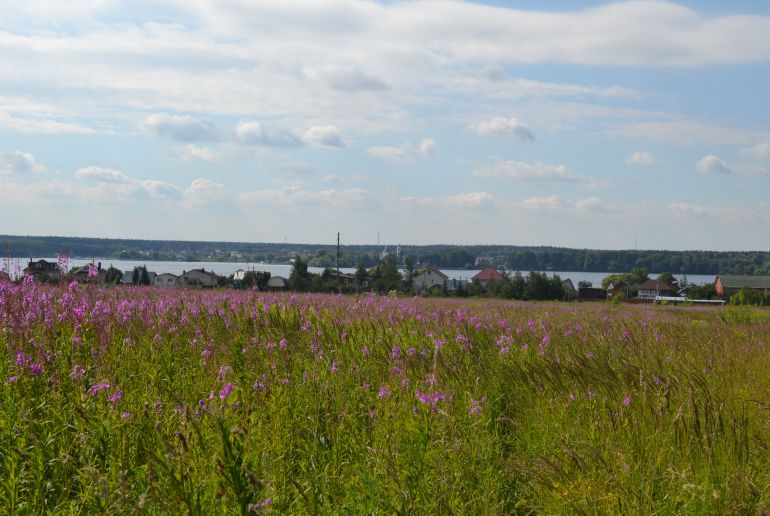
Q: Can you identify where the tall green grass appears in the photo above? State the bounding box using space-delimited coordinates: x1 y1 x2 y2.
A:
1 282 769 512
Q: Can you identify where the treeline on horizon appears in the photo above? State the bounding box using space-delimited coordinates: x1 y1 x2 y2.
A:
2 234 770 275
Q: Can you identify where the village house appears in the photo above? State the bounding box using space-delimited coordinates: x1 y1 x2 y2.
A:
72 263 107 284
471 267 504 288
715 275 770 298
154 273 180 287
267 275 288 290
607 280 629 298
180 268 218 287
413 268 448 293
578 287 607 301
24 259 60 278
637 279 673 299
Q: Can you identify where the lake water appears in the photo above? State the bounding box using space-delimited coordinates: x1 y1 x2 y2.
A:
6 258 717 286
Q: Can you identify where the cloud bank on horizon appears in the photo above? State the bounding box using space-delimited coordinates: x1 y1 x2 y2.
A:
1 0 770 250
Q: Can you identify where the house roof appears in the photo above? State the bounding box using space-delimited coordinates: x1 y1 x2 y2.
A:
183 268 217 277
561 278 576 292
415 268 448 279
717 275 770 289
638 279 672 291
471 268 504 281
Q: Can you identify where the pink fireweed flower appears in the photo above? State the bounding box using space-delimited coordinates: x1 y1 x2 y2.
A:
29 363 44 376
219 383 234 400
415 390 452 413
88 380 110 396
71 365 86 381
108 389 124 408
378 385 391 399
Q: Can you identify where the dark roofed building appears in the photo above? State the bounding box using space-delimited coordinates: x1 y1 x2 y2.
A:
578 287 607 301
638 279 673 299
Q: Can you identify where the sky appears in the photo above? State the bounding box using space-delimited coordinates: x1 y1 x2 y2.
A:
1 0 770 250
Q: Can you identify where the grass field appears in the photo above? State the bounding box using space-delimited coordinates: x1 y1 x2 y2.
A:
2 277 770 513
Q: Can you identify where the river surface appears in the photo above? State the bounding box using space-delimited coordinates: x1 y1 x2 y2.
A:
6 258 717 286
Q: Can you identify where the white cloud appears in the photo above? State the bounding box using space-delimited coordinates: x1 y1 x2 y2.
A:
234 121 302 147
514 195 567 212
75 166 182 199
625 151 658 165
160 0 770 67
303 125 345 148
400 191 495 209
470 116 534 141
740 142 770 159
171 144 220 161
183 178 232 205
695 155 734 175
144 113 219 142
75 166 132 183
367 138 436 163
1 150 46 174
0 110 94 135
473 160 590 183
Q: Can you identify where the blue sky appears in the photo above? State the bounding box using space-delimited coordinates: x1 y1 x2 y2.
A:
1 0 770 250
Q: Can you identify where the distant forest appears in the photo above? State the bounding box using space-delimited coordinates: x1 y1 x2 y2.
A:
2 234 770 275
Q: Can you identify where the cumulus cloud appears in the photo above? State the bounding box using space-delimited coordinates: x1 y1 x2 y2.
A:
303 125 345 148
625 151 658 165
171 144 220 161
75 166 182 199
75 166 132 183
144 113 219 142
234 121 302 147
514 195 567 212
695 155 734 175
183 178 232 205
1 150 46 174
367 138 436 163
470 116 534 141
473 160 590 183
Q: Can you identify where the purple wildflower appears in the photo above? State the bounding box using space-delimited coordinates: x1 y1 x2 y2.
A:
623 395 632 407
70 364 86 381
219 382 234 400
378 385 391 399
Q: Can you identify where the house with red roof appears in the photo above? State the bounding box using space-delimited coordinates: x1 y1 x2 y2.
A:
471 267 504 288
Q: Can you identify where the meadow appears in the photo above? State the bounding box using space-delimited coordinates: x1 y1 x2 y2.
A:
1 277 770 513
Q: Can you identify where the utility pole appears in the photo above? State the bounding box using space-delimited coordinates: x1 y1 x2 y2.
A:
336 232 340 273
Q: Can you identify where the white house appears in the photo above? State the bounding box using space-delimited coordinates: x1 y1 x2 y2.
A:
413 268 448 292
180 268 218 287
154 273 179 287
